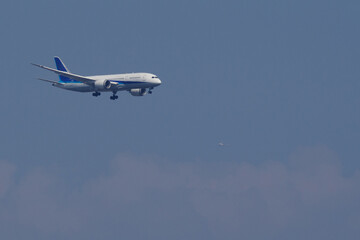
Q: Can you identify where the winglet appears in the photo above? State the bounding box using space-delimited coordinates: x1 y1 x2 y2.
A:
31 61 95 85
31 63 43 68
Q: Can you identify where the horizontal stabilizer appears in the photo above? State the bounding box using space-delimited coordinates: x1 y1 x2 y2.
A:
37 78 64 85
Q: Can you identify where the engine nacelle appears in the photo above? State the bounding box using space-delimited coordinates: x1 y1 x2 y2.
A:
130 88 147 96
94 79 111 90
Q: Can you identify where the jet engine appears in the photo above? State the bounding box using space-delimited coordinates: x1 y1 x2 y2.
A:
94 79 111 90
130 88 147 96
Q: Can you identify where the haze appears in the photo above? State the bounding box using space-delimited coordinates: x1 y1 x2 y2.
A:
0 0 359 239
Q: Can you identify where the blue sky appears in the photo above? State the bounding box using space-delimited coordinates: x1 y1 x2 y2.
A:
0 0 360 239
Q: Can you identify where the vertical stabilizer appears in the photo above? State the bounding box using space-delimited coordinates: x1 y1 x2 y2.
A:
54 56 72 83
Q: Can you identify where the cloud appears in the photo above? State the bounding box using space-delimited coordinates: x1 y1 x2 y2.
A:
0 146 359 240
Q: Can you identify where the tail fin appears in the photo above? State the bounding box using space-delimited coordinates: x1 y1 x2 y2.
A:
54 56 72 83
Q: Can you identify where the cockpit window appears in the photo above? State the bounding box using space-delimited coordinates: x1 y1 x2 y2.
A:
152 76 158 78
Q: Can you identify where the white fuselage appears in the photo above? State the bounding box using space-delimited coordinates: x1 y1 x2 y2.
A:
55 72 161 92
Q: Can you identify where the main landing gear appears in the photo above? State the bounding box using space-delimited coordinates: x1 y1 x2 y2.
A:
92 92 101 97
110 91 118 100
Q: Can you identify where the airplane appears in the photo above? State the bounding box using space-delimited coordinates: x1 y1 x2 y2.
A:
32 56 162 100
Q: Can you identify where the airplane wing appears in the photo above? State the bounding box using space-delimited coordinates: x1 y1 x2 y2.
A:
31 63 95 85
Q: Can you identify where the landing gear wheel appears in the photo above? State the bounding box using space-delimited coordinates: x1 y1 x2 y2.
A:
92 92 101 97
148 91 152 94
110 91 118 100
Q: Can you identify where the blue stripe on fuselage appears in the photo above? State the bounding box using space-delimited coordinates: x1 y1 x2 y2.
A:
113 81 143 84
59 80 144 84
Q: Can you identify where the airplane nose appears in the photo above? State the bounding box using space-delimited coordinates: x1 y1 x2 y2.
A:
152 78 161 86
150 76 161 86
